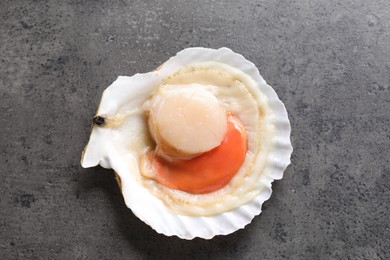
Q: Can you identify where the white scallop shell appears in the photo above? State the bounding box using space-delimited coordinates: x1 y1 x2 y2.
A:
81 47 292 239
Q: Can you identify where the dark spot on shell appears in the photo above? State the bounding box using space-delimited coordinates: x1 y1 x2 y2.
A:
93 115 106 126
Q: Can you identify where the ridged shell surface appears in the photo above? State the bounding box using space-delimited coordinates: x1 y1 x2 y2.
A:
81 47 293 239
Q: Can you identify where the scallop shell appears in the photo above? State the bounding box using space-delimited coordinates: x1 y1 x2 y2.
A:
81 47 292 239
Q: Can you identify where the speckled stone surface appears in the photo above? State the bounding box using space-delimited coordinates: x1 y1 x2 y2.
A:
1 0 389 259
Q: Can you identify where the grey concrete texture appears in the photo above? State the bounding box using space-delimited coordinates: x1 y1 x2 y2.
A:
0 0 389 259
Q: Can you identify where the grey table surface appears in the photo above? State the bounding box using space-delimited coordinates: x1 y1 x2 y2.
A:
1 0 389 259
